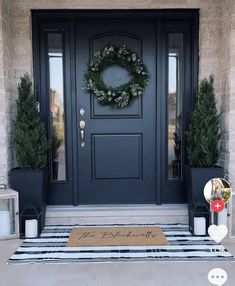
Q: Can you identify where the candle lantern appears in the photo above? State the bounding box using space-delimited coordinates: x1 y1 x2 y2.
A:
188 201 210 236
20 203 41 238
0 184 19 239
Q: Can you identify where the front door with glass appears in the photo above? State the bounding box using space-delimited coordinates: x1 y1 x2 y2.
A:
33 11 198 205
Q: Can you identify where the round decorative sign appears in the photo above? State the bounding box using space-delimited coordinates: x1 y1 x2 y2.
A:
84 44 150 108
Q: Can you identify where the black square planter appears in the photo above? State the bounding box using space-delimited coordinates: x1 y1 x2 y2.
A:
185 165 224 204
9 168 48 230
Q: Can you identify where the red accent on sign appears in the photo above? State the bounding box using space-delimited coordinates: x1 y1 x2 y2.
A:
212 199 225 213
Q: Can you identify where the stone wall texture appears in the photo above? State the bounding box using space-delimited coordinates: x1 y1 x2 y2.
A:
0 0 235 223
0 0 14 185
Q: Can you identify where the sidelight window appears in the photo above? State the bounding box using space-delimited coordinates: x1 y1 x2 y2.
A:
47 33 66 181
167 33 183 180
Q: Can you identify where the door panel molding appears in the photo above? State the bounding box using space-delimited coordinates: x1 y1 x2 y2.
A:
91 133 143 181
89 31 143 118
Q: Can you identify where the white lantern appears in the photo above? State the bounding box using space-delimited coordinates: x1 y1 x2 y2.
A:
0 184 19 239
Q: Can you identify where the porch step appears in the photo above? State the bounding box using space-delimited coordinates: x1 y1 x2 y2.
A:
46 204 188 225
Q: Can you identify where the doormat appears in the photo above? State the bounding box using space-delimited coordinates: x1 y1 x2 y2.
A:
67 226 168 247
8 224 235 264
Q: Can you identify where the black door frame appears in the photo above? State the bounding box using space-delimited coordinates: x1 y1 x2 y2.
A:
32 10 199 205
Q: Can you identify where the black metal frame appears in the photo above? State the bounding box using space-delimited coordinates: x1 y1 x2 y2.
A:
32 10 199 205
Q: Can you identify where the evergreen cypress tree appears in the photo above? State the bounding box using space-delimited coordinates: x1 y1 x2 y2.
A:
13 73 49 169
187 75 221 167
51 122 62 162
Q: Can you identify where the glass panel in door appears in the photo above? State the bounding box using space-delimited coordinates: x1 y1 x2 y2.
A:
167 33 183 180
48 33 66 181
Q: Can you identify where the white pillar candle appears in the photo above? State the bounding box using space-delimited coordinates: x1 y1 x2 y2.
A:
218 208 227 226
0 211 11 236
194 217 206 235
25 219 38 238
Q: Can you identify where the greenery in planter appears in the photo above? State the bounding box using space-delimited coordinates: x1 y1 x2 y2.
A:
51 124 62 163
50 110 62 164
13 73 50 169
187 75 221 167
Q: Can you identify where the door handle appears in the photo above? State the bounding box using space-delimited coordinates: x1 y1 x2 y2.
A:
80 120 86 147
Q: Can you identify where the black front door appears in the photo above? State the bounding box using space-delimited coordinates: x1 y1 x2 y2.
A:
33 10 198 205
76 22 156 204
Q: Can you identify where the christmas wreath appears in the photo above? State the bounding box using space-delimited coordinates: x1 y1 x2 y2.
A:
84 44 150 108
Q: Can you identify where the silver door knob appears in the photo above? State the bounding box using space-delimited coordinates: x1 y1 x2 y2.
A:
80 120 85 129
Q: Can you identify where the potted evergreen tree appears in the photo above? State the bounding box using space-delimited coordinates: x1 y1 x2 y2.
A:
9 74 49 229
51 122 62 180
185 75 224 203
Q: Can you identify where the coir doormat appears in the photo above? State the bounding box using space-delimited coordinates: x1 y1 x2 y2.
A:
67 226 168 247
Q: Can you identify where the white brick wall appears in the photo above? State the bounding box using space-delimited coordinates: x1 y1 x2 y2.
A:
0 0 14 185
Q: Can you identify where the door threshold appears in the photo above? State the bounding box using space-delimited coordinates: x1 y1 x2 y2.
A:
46 204 188 225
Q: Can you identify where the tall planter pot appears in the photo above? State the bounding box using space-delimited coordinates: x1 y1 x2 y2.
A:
185 166 224 204
9 168 48 232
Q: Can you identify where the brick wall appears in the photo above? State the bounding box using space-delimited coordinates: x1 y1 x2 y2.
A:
227 2 235 185
0 0 14 185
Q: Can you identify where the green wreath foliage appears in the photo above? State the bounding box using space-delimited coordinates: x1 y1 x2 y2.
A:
84 44 150 108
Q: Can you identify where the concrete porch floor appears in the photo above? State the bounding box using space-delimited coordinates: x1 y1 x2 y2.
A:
0 238 235 286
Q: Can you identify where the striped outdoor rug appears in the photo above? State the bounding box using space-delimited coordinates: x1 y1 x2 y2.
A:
9 224 235 263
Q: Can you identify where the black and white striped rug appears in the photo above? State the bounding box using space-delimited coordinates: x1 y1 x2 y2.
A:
9 224 235 263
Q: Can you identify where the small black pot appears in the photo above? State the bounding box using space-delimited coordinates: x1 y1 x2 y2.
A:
9 168 48 231
185 165 224 204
